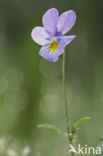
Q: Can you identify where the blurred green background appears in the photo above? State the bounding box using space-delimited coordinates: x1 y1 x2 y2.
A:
0 0 103 155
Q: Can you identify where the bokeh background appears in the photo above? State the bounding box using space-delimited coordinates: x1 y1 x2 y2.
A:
0 0 103 155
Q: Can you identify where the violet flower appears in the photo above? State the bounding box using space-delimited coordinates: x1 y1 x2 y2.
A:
31 8 76 62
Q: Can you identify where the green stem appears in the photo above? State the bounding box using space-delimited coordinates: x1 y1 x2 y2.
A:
62 50 74 156
62 50 69 134
70 141 74 156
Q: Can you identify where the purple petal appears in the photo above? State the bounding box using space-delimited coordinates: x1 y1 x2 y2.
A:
59 35 76 47
39 44 64 62
57 10 76 35
31 27 50 46
42 8 58 36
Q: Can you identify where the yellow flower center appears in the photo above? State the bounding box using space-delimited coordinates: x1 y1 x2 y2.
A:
49 41 58 52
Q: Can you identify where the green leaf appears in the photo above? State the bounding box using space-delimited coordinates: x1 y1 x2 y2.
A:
74 117 91 128
37 123 66 138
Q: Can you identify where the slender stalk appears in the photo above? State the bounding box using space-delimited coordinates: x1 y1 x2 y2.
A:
70 142 74 156
62 49 69 134
62 50 74 156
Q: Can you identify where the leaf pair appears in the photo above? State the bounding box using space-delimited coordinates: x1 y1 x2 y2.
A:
37 117 91 140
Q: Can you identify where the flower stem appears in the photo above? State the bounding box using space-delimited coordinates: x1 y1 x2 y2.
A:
62 49 69 134
62 50 74 156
